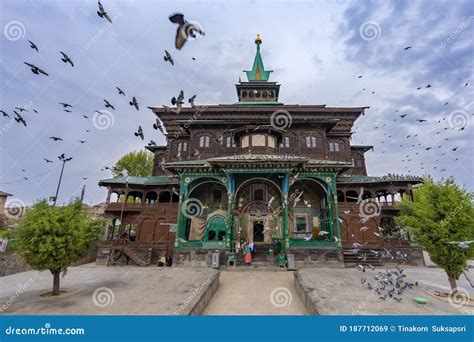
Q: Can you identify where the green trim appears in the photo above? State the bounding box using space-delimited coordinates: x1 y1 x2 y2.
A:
99 176 177 186
245 43 272 81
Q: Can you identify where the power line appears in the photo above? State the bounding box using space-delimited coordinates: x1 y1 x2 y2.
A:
0 165 59 185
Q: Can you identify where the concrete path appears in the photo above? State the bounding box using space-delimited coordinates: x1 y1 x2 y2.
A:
203 271 306 315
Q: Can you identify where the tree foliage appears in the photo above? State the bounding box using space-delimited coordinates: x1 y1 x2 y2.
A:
396 177 474 289
113 150 153 177
13 200 105 295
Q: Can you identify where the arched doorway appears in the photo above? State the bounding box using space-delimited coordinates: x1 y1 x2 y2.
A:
288 178 332 240
235 178 282 245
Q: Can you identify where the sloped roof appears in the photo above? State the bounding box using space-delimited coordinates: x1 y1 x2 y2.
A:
337 174 423 184
98 176 178 186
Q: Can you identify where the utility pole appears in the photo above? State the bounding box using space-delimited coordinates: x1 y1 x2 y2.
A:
53 155 73 206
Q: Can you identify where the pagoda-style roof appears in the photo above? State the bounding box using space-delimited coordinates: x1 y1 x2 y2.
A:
336 174 423 184
98 176 178 187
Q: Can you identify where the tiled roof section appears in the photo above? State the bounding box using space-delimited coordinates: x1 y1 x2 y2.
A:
98 176 178 186
337 174 423 184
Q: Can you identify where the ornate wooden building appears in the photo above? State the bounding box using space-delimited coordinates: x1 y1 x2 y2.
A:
98 35 423 267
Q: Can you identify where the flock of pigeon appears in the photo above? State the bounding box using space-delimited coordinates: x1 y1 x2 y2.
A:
2 1 205 183
351 48 471 177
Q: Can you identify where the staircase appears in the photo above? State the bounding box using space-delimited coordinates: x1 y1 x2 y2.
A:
236 244 277 264
343 248 383 267
107 244 152 267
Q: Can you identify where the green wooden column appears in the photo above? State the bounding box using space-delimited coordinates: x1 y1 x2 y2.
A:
331 175 342 246
281 174 290 253
226 174 236 249
174 178 188 248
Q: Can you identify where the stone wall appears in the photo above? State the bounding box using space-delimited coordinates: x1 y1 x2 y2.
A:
287 248 345 268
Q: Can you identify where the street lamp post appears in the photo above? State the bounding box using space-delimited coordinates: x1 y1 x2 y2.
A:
53 156 73 206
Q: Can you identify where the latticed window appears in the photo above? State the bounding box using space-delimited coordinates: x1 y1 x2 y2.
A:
177 142 187 152
329 141 340 152
296 216 307 232
280 136 290 148
199 135 210 148
305 136 317 148
226 136 236 148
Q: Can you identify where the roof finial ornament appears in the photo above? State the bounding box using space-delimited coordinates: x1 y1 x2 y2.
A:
255 33 262 45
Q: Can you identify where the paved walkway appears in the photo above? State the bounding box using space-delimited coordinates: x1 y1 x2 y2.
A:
203 271 306 315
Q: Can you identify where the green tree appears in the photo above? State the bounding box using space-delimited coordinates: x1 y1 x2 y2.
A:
13 200 104 295
113 150 153 177
396 178 474 291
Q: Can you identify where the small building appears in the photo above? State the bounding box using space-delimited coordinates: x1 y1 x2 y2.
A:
98 35 423 267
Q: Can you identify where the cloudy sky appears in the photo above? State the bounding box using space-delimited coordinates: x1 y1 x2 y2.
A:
0 0 473 207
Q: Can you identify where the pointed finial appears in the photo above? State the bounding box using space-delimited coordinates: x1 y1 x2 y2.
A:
255 34 262 45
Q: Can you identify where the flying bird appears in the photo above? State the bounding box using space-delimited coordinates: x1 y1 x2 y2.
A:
188 94 196 107
168 13 205 50
104 99 115 110
116 87 125 95
1 110 9 118
400 114 407 118
164 50 174 65
171 90 184 113
129 96 139 110
14 112 27 126
153 118 165 133
28 40 39 52
59 102 73 108
357 75 363 78
416 119 427 123
97 0 113 23
24 62 49 76
49 136 63 141
403 46 412 50
78 140 86 144
134 125 144 140
44 158 53 163
60 51 74 67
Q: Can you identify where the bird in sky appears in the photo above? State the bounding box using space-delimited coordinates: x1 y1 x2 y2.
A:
14 111 26 126
44 158 53 163
78 140 86 144
400 114 407 118
403 46 412 50
134 125 144 140
28 40 39 52
59 102 73 108
116 87 125 96
164 50 174 65
188 94 196 107
171 90 184 113
63 109 72 113
358 75 363 78
97 0 113 23
168 13 205 50
1 110 10 118
104 99 115 110
129 96 139 110
49 136 63 141
60 51 74 67
416 119 427 123
153 118 165 133
24 62 49 76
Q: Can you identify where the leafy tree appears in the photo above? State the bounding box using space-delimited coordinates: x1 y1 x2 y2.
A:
13 200 104 295
396 177 474 291
113 150 153 177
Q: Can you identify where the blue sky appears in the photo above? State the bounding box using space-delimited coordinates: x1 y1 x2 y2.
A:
0 0 473 206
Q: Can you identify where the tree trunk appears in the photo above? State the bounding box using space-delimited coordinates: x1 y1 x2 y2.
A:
448 276 457 292
51 269 61 295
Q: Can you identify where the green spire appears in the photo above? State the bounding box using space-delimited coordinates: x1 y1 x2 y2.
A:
245 34 272 81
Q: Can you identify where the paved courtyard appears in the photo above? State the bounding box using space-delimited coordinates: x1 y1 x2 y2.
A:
0 263 217 315
296 266 474 315
203 270 306 315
